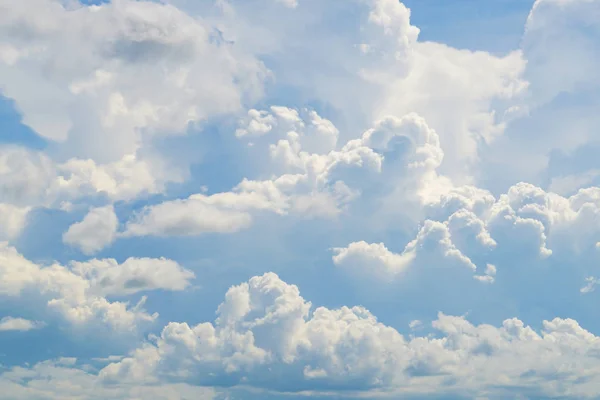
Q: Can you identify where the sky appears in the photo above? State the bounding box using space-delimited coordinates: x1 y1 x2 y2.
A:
0 0 600 399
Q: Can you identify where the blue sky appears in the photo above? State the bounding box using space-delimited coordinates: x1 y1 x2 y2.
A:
403 0 534 53
1 0 600 399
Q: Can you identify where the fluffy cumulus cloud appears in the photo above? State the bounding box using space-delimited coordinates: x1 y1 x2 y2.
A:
0 316 44 332
0 358 218 400
0 243 193 332
0 0 267 242
332 185 600 358
0 0 266 158
63 205 119 255
124 110 450 239
98 273 600 398
1 0 600 398
332 219 477 282
0 146 180 242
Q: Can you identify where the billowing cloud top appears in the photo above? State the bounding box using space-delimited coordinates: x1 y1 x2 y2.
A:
1 0 600 399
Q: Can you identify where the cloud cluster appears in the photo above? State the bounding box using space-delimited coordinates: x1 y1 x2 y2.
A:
98 273 600 398
0 358 217 400
1 0 599 398
0 0 269 240
121 110 449 242
0 243 193 331
0 0 266 158
0 146 179 240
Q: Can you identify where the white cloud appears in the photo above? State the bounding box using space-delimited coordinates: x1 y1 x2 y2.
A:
474 264 497 284
0 146 184 239
235 109 277 138
327 177 600 323
1 0 600 398
0 0 268 231
123 179 290 237
335 179 600 313
0 358 217 400
0 243 192 332
333 220 477 282
0 0 267 162
523 0 600 105
53 154 178 202
476 0 600 187
63 205 119 255
408 319 422 330
275 0 299 9
219 0 526 181
70 257 195 297
0 316 44 332
332 241 414 279
0 147 52 239
0 203 30 241
99 273 600 398
581 277 598 294
123 111 452 239
220 0 526 180
549 170 600 197
237 106 339 155
0 147 55 207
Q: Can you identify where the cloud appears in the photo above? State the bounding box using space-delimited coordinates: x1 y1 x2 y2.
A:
192 0 420 124
220 0 525 180
581 276 598 294
1 0 600 398
549 170 600 197
0 243 192 332
0 358 217 400
332 241 415 279
332 219 478 282
274 0 299 9
63 205 119 255
0 147 51 239
333 179 600 326
0 0 268 238
237 106 339 154
125 111 451 240
69 257 195 297
0 0 267 162
0 316 44 332
122 179 289 237
0 146 183 242
474 264 497 284
99 273 600 398
523 0 600 105
475 0 600 189
0 147 55 207
53 154 178 202
0 203 30 240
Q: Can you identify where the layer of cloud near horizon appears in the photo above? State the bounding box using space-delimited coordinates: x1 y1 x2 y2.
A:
1 0 600 398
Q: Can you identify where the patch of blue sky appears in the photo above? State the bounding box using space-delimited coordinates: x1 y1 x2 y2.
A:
0 96 47 150
403 0 535 54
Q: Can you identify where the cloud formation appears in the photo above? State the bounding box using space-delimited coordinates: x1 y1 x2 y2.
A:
0 243 193 332
1 0 599 398
0 316 44 332
99 273 600 398
63 205 119 255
